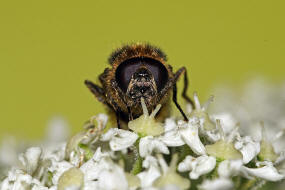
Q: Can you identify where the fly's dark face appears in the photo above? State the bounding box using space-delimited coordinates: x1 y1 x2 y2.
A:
115 57 168 107
126 66 157 102
85 43 194 128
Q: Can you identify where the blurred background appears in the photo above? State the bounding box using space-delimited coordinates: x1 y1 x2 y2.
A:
0 0 284 140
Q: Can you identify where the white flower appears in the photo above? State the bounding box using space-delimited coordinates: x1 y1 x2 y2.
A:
153 154 190 190
97 164 128 190
211 113 237 134
57 167 84 190
206 122 243 160
1 169 30 190
65 114 107 161
48 159 74 185
42 143 66 161
178 119 206 155
81 147 128 190
83 114 108 132
128 98 164 137
82 181 98 190
2 82 285 190
64 131 88 162
189 93 216 131
18 147 42 175
159 117 206 156
137 156 161 188
101 128 138 151
258 125 279 162
198 178 234 190
94 113 108 128
139 136 169 158
242 161 285 181
178 155 216 180
217 160 244 178
32 184 49 190
80 147 110 181
69 150 83 167
234 135 260 164
200 128 220 143
1 168 45 190
158 119 184 147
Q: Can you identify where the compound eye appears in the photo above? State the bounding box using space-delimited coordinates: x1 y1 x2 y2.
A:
144 60 168 91
115 57 168 92
115 62 140 92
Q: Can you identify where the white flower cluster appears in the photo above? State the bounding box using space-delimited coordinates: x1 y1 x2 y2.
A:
211 79 285 153
1 90 285 190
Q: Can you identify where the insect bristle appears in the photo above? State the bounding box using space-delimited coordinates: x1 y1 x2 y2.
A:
108 43 167 66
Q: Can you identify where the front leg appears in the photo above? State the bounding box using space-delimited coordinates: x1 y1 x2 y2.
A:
84 80 106 103
172 83 189 121
173 67 195 109
157 79 188 121
115 107 122 129
157 67 194 121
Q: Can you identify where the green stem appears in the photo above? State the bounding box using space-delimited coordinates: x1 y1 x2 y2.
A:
131 155 143 175
131 139 143 175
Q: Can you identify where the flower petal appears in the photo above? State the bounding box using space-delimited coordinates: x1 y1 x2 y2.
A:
198 178 234 190
101 128 138 151
189 156 216 180
139 136 169 158
217 160 243 178
137 166 161 188
138 156 161 188
179 120 206 155
159 120 185 147
80 147 110 181
18 147 42 175
154 154 190 190
178 156 195 172
235 136 260 164
178 155 216 180
242 161 285 181
97 164 128 190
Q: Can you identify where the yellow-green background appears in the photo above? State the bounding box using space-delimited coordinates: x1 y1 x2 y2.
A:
0 0 284 140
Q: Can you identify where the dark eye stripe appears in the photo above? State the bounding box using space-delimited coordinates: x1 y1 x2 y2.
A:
115 57 168 92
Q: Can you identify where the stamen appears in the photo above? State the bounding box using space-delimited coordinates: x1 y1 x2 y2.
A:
216 119 225 141
140 97 149 117
227 125 240 143
150 104 162 118
193 92 201 110
157 154 168 174
202 95 214 111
